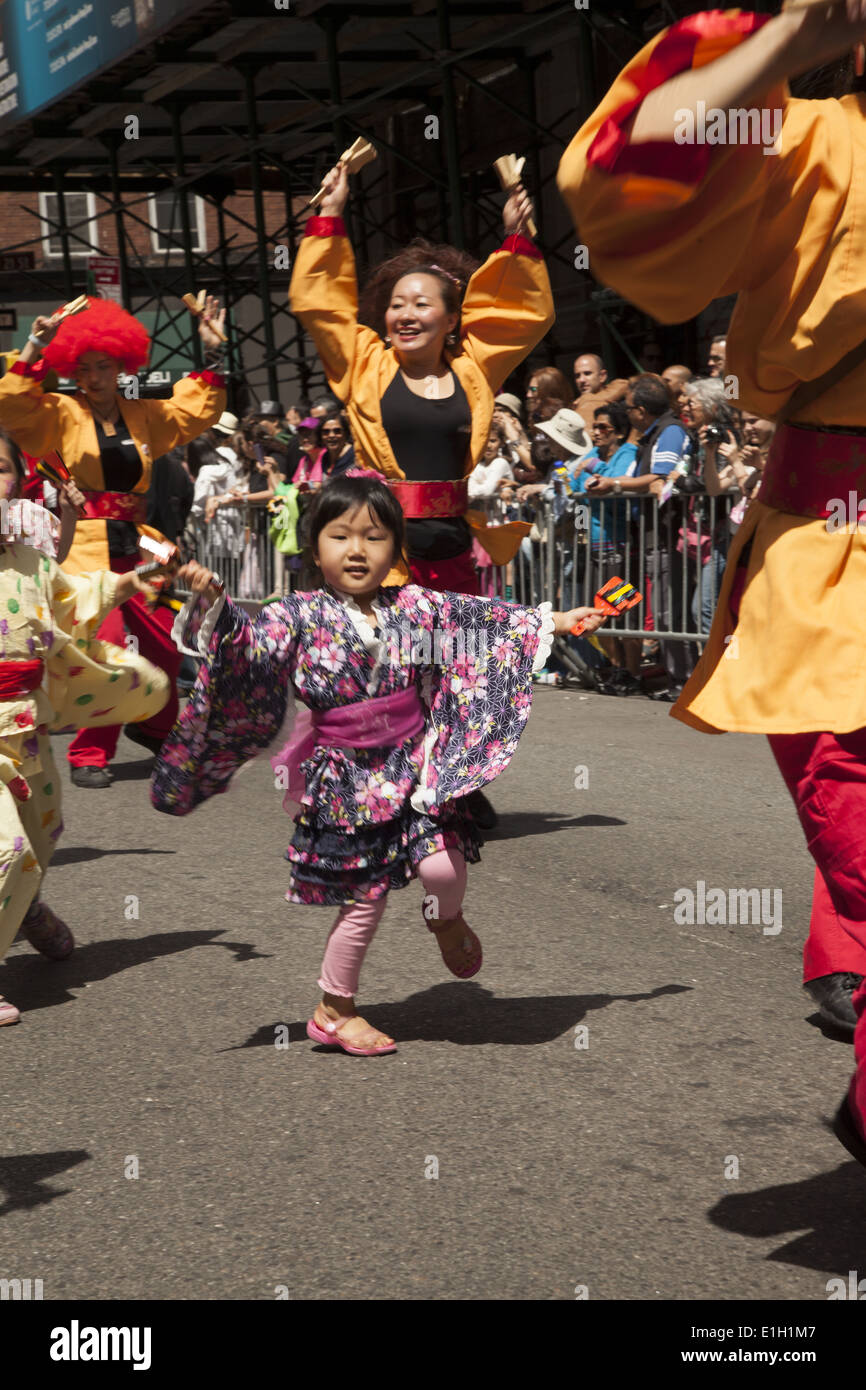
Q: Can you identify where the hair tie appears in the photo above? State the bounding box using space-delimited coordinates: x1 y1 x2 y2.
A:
429 263 462 289
345 466 389 484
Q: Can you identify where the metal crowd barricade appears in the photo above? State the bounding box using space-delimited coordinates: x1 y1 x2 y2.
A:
186 490 741 686
479 488 741 685
189 501 301 601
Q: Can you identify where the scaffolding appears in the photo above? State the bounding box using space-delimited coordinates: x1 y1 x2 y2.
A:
0 0 739 408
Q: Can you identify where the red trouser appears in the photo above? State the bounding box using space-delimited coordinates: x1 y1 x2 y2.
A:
726 566 866 985
67 554 181 769
409 548 480 596
768 730 866 1136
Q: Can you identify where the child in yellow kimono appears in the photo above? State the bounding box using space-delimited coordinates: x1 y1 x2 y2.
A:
0 429 170 1025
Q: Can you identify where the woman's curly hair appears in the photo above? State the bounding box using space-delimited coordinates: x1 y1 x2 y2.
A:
358 238 480 338
42 297 151 378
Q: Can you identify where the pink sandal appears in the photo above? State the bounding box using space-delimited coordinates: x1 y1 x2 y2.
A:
0 996 21 1026
306 1012 397 1056
427 913 483 979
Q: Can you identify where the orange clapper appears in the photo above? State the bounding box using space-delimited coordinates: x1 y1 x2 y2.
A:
570 575 643 637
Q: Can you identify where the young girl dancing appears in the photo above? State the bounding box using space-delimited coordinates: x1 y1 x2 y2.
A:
152 472 603 1055
0 428 171 1025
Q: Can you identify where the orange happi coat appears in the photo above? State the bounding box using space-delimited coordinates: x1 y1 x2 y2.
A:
557 7 866 735
0 362 225 574
289 218 555 584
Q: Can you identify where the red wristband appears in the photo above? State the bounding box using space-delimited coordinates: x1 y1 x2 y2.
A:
499 233 542 261
305 215 347 238
188 369 226 388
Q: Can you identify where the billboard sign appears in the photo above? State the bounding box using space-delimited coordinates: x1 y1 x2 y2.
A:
0 1 210 137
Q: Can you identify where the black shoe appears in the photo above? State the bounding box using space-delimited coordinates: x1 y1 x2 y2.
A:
123 724 164 757
648 686 679 703
830 1093 866 1169
804 972 863 1038
70 765 113 789
465 789 498 831
609 668 643 696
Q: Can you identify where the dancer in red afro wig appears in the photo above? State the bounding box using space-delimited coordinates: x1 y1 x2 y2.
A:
41 298 151 378
0 290 227 787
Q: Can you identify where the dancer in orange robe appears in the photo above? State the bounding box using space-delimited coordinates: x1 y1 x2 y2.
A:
557 1 866 1165
0 296 225 787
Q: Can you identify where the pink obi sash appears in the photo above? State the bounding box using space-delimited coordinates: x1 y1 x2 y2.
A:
270 684 427 815
0 659 44 699
81 491 147 524
387 478 468 519
758 424 866 519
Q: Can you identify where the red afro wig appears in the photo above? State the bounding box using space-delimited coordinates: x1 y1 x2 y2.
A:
41 297 151 378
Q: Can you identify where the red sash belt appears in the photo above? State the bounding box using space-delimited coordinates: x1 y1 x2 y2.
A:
81 491 147 524
0 659 44 698
386 478 468 519
758 424 866 518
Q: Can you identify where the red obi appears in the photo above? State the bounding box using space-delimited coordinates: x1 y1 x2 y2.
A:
757 424 866 519
386 478 468 519
0 659 44 699
81 491 147 524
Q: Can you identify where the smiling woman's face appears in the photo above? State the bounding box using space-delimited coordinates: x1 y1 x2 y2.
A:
385 274 456 356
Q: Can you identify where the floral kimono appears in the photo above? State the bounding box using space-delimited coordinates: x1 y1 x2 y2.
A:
152 583 555 905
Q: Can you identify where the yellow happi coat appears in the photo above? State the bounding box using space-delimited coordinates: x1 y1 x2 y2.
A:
0 364 224 575
290 220 555 585
558 7 866 734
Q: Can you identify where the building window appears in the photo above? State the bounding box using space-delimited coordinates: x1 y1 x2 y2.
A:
147 192 207 254
38 192 99 258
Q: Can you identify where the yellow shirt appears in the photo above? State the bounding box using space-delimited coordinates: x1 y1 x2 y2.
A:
557 8 866 734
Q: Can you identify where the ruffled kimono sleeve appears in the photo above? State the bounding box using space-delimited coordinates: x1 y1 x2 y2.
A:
401 586 555 815
46 563 170 731
556 9 816 325
151 593 299 815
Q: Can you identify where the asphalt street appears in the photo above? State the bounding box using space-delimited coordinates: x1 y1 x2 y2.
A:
1 686 861 1302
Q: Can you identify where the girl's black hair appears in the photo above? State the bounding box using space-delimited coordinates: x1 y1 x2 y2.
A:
0 426 26 489
299 473 411 590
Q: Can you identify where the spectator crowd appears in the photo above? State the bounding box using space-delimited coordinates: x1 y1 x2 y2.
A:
137 329 774 704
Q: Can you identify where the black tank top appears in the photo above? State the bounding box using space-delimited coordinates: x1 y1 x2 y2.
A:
95 411 144 558
380 369 472 561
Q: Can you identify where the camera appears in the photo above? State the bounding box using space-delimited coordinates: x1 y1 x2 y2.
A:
703 424 724 444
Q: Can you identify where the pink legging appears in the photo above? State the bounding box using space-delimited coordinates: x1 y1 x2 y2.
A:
318 848 467 998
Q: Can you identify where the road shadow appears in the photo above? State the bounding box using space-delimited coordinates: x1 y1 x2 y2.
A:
2 930 269 1011
0 1149 90 1218
709 1153 866 1275
51 846 175 866
804 1010 854 1046
226 979 691 1051
483 812 626 841
102 759 155 782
